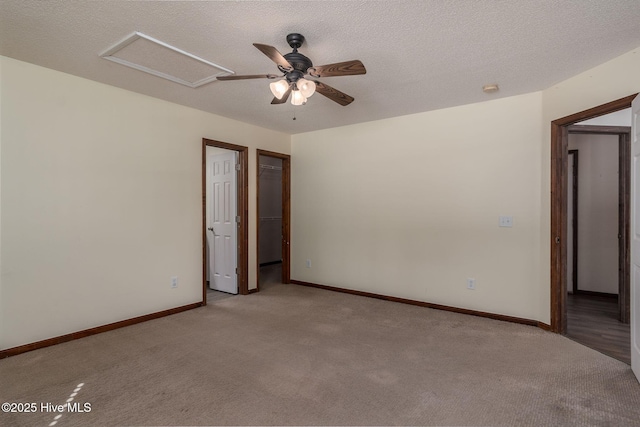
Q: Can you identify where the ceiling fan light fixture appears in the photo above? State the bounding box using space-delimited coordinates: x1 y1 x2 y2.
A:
291 90 307 106
297 78 316 98
269 79 290 99
218 33 365 107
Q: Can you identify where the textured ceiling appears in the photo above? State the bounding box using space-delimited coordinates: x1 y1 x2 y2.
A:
2 1 640 134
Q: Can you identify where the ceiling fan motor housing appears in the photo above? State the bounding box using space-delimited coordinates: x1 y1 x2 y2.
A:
282 52 313 74
286 33 305 49
279 33 313 78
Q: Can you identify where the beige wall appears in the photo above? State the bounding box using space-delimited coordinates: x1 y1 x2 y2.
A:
292 45 640 325
292 92 544 320
0 56 290 350
3 45 640 351
568 134 619 294
579 108 632 127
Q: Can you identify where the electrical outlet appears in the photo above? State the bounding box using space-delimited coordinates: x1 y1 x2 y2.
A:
171 276 178 288
306 259 311 268
467 278 476 290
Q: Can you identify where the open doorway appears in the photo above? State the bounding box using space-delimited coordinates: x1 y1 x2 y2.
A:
564 124 631 363
202 138 249 305
550 95 636 363
256 149 291 291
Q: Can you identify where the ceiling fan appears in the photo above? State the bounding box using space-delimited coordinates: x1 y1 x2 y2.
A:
217 33 366 106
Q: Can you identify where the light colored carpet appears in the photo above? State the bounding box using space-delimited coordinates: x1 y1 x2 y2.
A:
1 282 639 426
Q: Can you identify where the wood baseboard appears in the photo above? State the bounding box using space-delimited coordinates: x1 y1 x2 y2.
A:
573 290 618 300
259 260 283 267
0 302 203 359
537 322 552 331
290 279 544 329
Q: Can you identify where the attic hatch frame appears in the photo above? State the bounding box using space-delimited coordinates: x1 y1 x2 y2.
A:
100 31 233 88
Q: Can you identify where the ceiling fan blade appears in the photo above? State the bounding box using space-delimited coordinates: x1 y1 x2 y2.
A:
253 43 293 71
271 87 292 104
308 60 366 78
217 74 279 81
314 81 354 106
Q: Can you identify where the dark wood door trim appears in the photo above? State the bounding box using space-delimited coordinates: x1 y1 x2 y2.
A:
568 124 631 134
568 149 579 294
619 131 631 324
550 123 569 333
202 139 250 302
256 149 291 290
550 94 636 333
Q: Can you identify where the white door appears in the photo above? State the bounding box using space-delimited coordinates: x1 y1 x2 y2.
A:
630 94 640 380
207 151 238 294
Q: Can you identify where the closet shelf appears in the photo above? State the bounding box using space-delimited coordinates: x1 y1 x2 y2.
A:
259 164 282 170
259 216 282 221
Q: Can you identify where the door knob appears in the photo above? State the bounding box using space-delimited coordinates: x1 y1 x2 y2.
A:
208 227 214 232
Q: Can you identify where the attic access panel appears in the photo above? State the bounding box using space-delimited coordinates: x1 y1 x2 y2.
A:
100 32 233 88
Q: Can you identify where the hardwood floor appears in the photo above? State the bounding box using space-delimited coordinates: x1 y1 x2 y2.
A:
565 293 630 364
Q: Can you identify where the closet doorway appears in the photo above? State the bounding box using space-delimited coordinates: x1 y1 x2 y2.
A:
256 150 291 291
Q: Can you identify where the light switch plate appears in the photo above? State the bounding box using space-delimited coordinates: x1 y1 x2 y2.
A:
499 216 513 227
